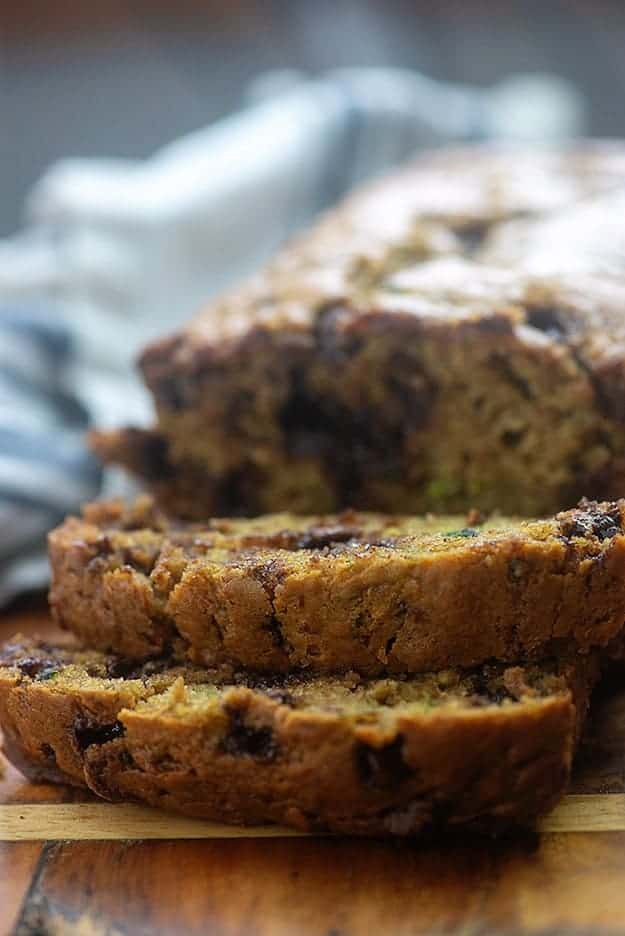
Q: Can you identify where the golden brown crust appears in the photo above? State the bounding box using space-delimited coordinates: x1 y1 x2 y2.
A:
94 143 625 518
0 638 596 836
49 496 625 673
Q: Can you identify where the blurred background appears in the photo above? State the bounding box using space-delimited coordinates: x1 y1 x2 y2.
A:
1 0 625 603
3 0 625 235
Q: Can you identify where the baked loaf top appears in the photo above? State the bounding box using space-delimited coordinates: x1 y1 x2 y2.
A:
0 637 595 836
49 496 625 673
146 143 625 354
94 143 625 518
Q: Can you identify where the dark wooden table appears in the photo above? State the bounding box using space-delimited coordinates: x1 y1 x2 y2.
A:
3 600 625 935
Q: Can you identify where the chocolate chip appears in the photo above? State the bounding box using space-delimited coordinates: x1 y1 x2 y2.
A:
153 375 186 410
525 306 569 342
243 525 364 552
215 464 265 517
468 671 509 704
220 707 276 761
501 428 526 449
384 635 397 658
280 318 437 506
263 614 290 653
40 743 56 764
560 504 622 542
476 687 511 706
295 525 360 550
73 717 125 751
369 537 399 549
355 735 412 790
106 658 139 679
131 430 177 482
593 515 622 540
15 657 59 680
105 657 171 679
453 219 492 253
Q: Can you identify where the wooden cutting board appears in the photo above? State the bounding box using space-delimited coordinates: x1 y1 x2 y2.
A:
3 600 625 935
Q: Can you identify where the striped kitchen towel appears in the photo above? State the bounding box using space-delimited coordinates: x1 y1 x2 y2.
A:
0 307 101 604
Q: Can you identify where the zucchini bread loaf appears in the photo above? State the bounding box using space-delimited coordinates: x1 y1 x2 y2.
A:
93 143 625 518
49 495 625 674
0 637 597 835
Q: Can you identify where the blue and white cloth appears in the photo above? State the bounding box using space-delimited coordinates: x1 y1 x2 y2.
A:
0 68 584 603
0 309 101 603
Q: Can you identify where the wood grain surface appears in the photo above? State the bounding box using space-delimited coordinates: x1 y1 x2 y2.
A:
3 599 625 935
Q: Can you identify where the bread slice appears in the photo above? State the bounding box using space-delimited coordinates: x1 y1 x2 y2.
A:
0 637 597 836
49 496 625 674
91 145 625 520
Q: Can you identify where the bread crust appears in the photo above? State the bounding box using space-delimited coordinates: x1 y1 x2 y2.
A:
0 638 596 836
49 496 625 673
